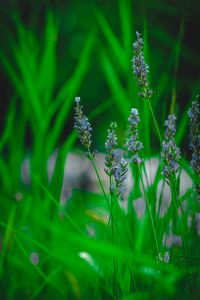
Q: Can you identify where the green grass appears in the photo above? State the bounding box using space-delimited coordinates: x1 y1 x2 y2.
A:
0 3 200 300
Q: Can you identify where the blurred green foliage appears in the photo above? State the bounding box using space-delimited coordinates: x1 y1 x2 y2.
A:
0 0 200 299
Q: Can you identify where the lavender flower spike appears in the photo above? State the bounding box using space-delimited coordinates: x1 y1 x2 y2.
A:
126 108 143 164
161 114 181 183
132 31 153 99
105 122 118 176
74 97 92 150
105 122 128 196
112 158 128 195
188 95 200 196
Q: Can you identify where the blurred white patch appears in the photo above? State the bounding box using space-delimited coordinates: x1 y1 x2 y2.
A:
157 181 171 218
79 251 93 263
61 152 133 205
179 169 193 196
15 192 23 202
141 157 159 187
57 153 193 220
47 149 58 182
162 232 182 247
178 200 187 216
78 252 98 273
88 152 109 192
60 152 92 203
21 157 31 185
188 214 192 228
30 252 39 265
195 213 200 236
65 152 90 178
133 197 146 219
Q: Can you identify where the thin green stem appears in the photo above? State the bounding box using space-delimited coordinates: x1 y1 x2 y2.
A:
88 151 109 205
111 195 118 299
88 151 120 234
94 212 112 300
169 181 195 295
114 196 138 294
147 98 162 144
138 165 160 256
88 150 137 293
170 183 188 257
171 178 190 242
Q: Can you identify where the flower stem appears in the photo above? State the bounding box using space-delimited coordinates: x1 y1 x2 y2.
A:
171 177 190 241
94 212 112 300
88 151 109 205
147 98 162 144
89 151 137 293
170 183 188 258
138 165 160 256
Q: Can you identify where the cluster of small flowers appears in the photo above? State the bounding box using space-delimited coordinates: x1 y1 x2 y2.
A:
157 251 170 264
74 97 92 154
132 31 153 99
112 158 128 195
161 114 181 182
105 122 118 176
105 122 128 196
188 96 200 195
126 108 143 164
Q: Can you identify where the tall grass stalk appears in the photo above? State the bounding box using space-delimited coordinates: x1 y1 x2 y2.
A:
138 165 160 256
171 177 190 241
169 184 188 258
147 98 162 144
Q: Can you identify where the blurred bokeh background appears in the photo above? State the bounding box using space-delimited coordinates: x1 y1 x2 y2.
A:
1 0 200 150
0 1 200 299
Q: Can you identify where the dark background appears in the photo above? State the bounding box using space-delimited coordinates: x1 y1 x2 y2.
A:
0 0 200 151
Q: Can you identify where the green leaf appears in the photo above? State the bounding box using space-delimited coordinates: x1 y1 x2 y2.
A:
100 49 130 118
46 30 96 152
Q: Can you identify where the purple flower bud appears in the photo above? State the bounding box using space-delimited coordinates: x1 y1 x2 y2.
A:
105 122 118 176
105 123 128 196
161 114 181 183
74 97 92 150
188 95 200 196
132 31 153 99
126 108 143 165
112 158 128 195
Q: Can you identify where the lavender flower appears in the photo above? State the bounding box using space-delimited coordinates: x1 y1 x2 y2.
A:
161 114 181 182
74 97 92 151
126 108 143 164
105 122 128 196
188 95 200 195
132 31 153 99
112 158 128 195
105 122 118 176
